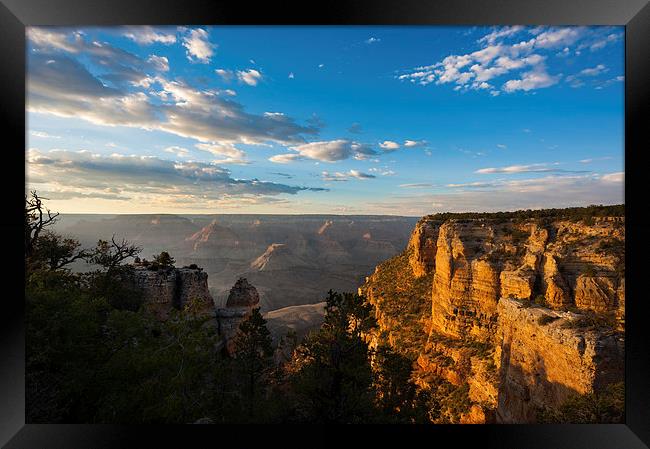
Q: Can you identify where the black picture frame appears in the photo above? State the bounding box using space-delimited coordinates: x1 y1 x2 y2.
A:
1 0 648 447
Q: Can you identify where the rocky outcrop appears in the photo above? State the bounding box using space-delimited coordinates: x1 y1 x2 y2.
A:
130 265 214 319
496 298 624 423
407 219 440 277
216 278 260 353
225 277 260 307
360 208 625 423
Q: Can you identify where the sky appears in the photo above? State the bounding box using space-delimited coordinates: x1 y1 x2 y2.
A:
26 25 624 215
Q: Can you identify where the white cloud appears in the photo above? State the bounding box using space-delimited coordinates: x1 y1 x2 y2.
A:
27 49 318 148
30 130 61 139
600 171 624 183
588 33 621 51
580 64 608 77
399 183 436 189
215 68 234 81
396 26 607 95
475 162 588 174
237 69 263 86
496 144 507 149
123 26 176 45
182 28 215 63
379 140 400 151
404 139 427 148
478 26 525 44
368 173 623 216
365 37 381 44
318 64 324 68
287 139 377 162
288 72 295 79
503 66 559 92
195 142 246 160
322 170 376 181
27 28 84 53
147 55 169 72
268 154 305 164
163 146 190 157
27 148 326 201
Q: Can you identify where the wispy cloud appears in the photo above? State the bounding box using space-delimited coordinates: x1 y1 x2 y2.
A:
322 170 376 181
475 162 589 174
30 130 61 139
123 26 176 45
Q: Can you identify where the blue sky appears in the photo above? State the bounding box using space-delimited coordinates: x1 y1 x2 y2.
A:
26 26 624 215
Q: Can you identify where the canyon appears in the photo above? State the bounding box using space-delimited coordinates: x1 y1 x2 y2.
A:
54 214 416 313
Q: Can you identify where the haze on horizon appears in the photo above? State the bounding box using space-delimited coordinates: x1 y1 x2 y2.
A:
26 25 624 216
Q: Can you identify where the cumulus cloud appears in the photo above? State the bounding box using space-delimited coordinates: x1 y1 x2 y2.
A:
123 26 176 45
147 55 169 72
404 139 427 148
286 139 377 162
182 28 215 63
379 141 400 151
396 26 619 95
215 68 234 81
237 69 263 86
27 28 174 89
502 65 560 92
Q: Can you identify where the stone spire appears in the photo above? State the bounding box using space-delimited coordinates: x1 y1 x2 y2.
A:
225 277 260 308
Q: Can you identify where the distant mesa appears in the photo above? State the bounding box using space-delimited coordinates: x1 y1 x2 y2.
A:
226 277 260 308
250 243 312 271
317 219 333 235
186 219 240 250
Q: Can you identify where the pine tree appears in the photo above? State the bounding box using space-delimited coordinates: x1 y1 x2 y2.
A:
231 308 274 421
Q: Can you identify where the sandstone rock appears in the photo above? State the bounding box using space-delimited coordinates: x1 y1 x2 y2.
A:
408 220 439 277
499 269 535 301
542 254 570 309
226 277 260 307
574 275 616 313
495 297 624 423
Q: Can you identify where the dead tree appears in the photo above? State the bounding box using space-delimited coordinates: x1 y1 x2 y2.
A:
25 191 59 259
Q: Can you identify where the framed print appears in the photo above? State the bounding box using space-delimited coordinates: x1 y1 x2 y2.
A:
1 0 649 447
